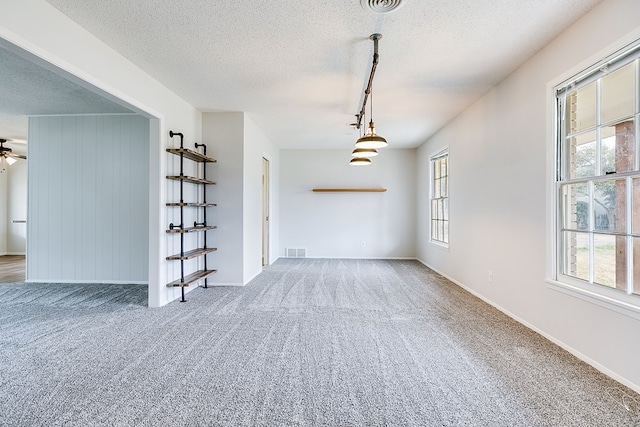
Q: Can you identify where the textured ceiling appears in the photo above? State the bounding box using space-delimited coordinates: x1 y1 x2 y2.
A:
8 0 603 149
0 45 133 143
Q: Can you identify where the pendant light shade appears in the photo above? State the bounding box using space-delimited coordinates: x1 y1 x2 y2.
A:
355 121 387 149
349 157 372 166
351 148 378 158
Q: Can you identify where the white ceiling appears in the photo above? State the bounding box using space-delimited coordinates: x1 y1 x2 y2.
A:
0 44 133 151
2 0 603 150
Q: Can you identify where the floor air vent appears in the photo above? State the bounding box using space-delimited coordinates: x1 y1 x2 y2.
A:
286 248 307 258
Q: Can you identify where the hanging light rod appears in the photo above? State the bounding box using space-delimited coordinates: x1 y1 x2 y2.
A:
355 33 382 130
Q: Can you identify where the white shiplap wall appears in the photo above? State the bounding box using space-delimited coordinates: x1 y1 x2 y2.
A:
27 115 149 283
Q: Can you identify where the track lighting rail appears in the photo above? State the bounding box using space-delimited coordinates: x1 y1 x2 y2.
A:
355 34 382 130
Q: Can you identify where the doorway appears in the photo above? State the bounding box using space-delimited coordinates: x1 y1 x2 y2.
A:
262 157 270 267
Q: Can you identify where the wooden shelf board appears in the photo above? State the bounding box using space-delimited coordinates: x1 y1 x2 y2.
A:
166 202 217 207
312 188 387 192
166 247 217 260
166 225 217 234
166 148 217 163
166 175 216 185
166 269 218 287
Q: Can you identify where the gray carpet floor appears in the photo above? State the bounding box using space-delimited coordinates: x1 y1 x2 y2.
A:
0 259 638 426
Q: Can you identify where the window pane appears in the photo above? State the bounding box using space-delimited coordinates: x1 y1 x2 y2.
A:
594 234 624 289
431 200 439 220
434 159 441 179
566 82 596 133
563 231 589 281
602 119 636 174
601 62 635 123
561 183 589 231
633 178 640 234
443 221 449 244
593 179 625 233
634 237 640 295
433 178 441 198
567 131 596 179
440 176 447 197
443 198 449 220
441 158 448 178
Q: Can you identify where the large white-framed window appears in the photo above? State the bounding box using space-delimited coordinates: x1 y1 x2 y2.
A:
554 41 640 309
430 148 449 246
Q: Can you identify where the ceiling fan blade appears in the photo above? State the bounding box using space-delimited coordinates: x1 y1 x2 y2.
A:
8 153 27 160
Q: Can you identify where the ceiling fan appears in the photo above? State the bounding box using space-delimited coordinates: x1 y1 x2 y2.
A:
0 138 27 165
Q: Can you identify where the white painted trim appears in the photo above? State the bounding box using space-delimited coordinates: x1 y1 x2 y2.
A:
286 256 418 260
25 280 148 285
209 282 245 287
546 279 640 321
29 113 139 117
5 252 25 256
428 240 450 251
416 257 640 395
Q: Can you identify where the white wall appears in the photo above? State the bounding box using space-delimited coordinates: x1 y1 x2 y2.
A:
1 0 202 306
202 112 281 285
244 115 280 281
27 115 148 283
281 149 416 258
417 0 640 392
7 158 27 254
202 112 245 285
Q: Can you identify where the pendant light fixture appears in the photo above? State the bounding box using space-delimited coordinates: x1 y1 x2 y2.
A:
349 33 388 165
349 157 372 166
351 148 378 158
351 108 378 158
354 89 387 149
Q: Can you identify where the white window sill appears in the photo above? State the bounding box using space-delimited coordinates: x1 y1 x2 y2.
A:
546 279 640 321
429 240 449 250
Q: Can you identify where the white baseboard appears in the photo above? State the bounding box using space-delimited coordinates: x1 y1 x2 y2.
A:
207 282 244 287
26 280 148 285
279 256 418 260
6 252 25 256
416 258 640 395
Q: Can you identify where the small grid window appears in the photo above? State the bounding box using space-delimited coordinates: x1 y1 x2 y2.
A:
555 42 640 300
430 149 449 245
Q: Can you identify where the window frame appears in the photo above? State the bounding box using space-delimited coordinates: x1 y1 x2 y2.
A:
550 39 640 318
429 147 449 248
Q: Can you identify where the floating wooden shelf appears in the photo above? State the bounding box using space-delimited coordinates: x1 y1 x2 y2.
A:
166 148 217 163
166 202 218 207
312 188 387 192
166 175 216 185
166 269 218 287
166 225 217 234
166 247 217 261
